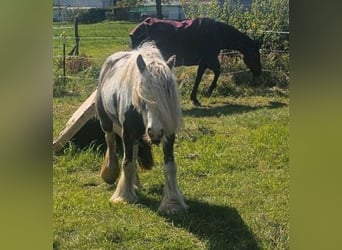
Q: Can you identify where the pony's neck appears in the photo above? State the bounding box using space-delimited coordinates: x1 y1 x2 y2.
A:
219 22 253 53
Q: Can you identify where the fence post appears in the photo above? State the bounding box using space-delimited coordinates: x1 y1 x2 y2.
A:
75 17 79 56
69 17 80 56
60 31 67 84
156 0 162 19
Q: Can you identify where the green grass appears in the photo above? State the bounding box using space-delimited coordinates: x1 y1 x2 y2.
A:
53 20 136 57
53 21 289 249
53 21 138 98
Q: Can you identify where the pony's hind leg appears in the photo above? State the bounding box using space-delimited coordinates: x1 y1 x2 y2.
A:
100 131 120 184
158 134 188 215
110 139 139 203
96 91 119 184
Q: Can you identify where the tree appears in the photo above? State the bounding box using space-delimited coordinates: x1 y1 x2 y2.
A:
156 0 162 18
116 0 165 19
115 0 138 8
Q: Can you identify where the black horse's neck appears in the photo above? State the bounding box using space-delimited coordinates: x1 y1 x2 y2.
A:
217 21 254 53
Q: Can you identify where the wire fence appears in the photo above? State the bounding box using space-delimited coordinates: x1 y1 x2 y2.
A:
53 29 289 85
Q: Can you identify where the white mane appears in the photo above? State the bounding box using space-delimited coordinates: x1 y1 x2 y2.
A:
99 42 183 135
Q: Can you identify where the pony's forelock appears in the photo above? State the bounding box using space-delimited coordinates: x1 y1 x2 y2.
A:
132 44 183 134
109 42 182 134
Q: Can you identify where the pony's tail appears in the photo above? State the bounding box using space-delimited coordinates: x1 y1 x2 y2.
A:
137 140 154 170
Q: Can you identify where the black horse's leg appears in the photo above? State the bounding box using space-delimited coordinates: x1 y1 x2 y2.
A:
205 58 221 97
110 130 139 203
158 134 188 215
190 63 207 106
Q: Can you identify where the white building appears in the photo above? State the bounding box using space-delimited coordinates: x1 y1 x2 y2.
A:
53 0 115 21
53 0 114 8
129 0 185 20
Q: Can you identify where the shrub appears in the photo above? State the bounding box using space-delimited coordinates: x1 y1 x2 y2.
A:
77 8 108 24
55 54 92 74
53 74 69 97
66 55 92 74
180 0 289 88
53 54 94 97
181 0 289 50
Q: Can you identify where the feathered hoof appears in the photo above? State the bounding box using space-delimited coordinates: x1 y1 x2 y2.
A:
109 192 137 204
191 99 201 107
100 164 119 185
158 199 189 216
134 174 143 191
204 89 213 97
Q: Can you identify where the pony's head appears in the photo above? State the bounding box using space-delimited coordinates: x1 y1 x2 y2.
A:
218 21 262 77
242 40 262 77
133 45 182 145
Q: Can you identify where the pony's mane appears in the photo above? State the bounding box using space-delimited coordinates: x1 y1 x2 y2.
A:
104 42 183 134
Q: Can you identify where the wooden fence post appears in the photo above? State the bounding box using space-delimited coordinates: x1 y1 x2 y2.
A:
69 17 80 56
60 31 67 84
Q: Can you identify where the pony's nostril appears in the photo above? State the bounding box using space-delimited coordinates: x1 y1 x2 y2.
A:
160 129 164 137
147 128 153 137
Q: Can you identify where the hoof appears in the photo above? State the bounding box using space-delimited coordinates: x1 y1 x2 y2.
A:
109 193 137 204
100 151 120 184
100 165 119 185
204 89 213 97
158 200 189 216
109 196 126 204
134 174 143 191
191 99 201 107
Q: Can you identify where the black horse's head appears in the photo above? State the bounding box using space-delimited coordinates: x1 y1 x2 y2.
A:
243 40 262 77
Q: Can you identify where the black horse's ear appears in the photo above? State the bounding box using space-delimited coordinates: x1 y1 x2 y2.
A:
137 54 146 73
166 55 176 69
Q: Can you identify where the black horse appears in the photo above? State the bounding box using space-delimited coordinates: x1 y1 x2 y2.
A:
130 17 262 106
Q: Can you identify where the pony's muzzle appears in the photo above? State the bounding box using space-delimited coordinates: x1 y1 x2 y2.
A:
253 70 262 78
147 128 164 145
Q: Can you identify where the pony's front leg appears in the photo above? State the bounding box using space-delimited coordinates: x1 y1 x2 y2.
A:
110 139 139 204
205 59 221 97
100 131 120 184
158 134 189 215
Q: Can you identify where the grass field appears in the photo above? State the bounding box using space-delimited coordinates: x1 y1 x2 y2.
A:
53 21 289 249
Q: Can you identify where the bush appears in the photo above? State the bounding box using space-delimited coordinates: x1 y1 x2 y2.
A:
55 54 92 74
180 0 289 89
77 8 108 24
181 0 289 50
53 54 93 97
53 76 68 97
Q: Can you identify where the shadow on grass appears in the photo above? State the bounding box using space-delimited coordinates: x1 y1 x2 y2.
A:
182 101 287 118
138 187 260 249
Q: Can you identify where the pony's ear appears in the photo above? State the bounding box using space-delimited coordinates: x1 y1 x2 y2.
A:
137 54 146 73
166 55 176 69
